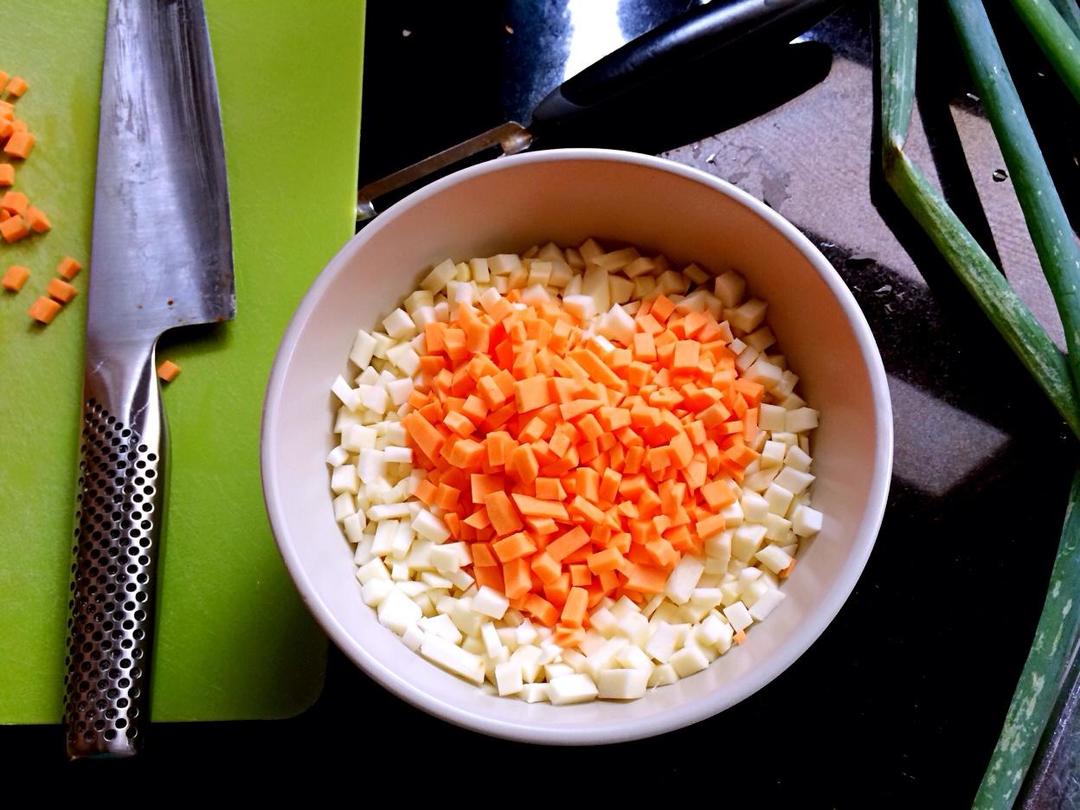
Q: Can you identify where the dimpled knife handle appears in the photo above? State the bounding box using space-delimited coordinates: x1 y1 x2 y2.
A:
64 347 165 759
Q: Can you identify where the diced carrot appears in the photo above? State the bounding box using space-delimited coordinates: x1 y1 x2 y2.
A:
3 131 33 160
569 564 592 586
412 478 438 505
510 492 569 520
402 412 446 462
484 490 523 536
695 513 726 539
503 558 532 600
560 587 588 627
586 546 623 574
56 257 82 280
492 531 537 562
623 563 668 594
0 190 27 215
545 525 590 561
474 565 505 593
442 410 476 437
524 594 558 627
5 76 28 98
156 360 181 382
2 264 29 292
46 278 78 304
27 296 60 324
0 214 27 242
514 375 551 412
448 437 485 468
0 164 13 186
508 443 540 484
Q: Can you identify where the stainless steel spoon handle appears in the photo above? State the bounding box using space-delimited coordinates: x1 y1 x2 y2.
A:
64 339 166 759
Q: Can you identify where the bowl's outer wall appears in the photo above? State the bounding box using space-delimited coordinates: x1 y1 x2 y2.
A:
262 151 892 744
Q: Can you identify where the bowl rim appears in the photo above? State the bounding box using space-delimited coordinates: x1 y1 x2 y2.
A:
261 147 893 745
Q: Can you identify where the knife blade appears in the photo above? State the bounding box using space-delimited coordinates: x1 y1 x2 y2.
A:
64 0 233 760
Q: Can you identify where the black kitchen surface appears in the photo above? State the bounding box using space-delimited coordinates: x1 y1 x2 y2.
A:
5 1 1079 803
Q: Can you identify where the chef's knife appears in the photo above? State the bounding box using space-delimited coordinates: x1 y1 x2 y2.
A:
64 0 233 759
356 0 835 220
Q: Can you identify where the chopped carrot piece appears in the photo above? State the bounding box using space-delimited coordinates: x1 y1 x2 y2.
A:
3 130 33 160
2 264 29 292
0 164 13 186
0 215 28 242
25 206 50 233
27 296 61 324
483 490 523 536
492 531 537 562
1 190 27 215
560 587 588 627
46 278 78 304
57 257 83 280
157 360 182 382
523 594 558 627
5 76 28 98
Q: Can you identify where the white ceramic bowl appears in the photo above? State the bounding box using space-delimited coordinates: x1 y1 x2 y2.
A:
261 149 892 744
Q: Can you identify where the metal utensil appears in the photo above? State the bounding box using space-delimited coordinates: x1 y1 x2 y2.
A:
64 0 234 759
356 0 834 220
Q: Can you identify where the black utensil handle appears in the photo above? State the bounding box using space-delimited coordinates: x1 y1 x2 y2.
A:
530 0 835 128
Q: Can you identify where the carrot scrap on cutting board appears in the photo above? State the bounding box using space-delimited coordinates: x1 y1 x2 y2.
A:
0 214 27 242
27 295 60 324
2 264 29 292
157 360 182 382
46 277 77 303
0 164 13 186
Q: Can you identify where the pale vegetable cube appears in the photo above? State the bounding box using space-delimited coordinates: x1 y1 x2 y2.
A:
382 308 417 340
696 613 732 648
763 513 792 542
723 601 754 632
356 384 389 414
421 258 458 292
732 524 767 562
764 483 794 516
404 289 434 313
774 466 815 494
370 331 395 359
489 253 522 275
720 500 744 527
342 424 376 452
494 661 524 696
370 519 399 555
548 673 599 705
622 256 656 278
591 247 639 272
578 238 603 261
589 607 619 636
385 343 421 376
581 266 610 314
357 448 386 485
792 505 823 537
421 635 485 684
330 464 360 495
378 587 423 635
664 556 705 605
413 509 451 543
367 502 410 521
760 440 786 469
510 645 544 682
326 445 349 466
616 644 653 672
670 643 710 678
597 668 649 700
350 330 378 370
331 375 360 411
780 392 806 410
714 271 746 307
785 407 820 433
356 558 390 585
361 578 393 607
527 260 552 286
383 445 412 464
749 588 785 621
785 445 813 472
729 299 768 333
745 359 783 390
705 530 732 574
745 326 776 351
644 621 679 663
632 275 656 300
755 544 794 575
419 614 463 644
609 275 635 304
741 491 769 522
472 585 509 620
520 683 550 703
344 513 368 545
562 293 597 322
648 664 679 687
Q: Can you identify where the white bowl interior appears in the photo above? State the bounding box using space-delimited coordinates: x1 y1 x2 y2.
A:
262 150 891 744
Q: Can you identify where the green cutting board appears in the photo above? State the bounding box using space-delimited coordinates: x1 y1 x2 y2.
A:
0 1 365 722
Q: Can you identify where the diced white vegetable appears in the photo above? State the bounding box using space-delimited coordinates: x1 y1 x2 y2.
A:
562 294 596 322
741 491 769 522
489 253 522 275
361 578 393 607
749 588 785 621
723 601 754 632
413 509 451 544
644 621 679 663
648 664 679 687
713 271 746 307
382 308 417 340
421 259 458 293
664 556 705 605
378 587 423 634
510 645 544 683
597 669 649 700
774 466 815 494
547 673 599 705
472 586 509 620
729 299 767 333
332 492 356 522
732 523 768 562
349 330 378 370
419 613 463 644
520 683 550 703
670 642 710 678
385 343 420 376
330 464 360 495
421 635 485 684
755 544 794 575
792 505 823 537
764 483 794 516
784 407 820 433
494 661 524 696
761 440 786 469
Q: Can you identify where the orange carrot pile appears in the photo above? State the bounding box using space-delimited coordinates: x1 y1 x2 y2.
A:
402 289 765 646
0 72 46 243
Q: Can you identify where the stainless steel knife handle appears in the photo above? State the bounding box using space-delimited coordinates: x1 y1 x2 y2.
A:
64 338 166 759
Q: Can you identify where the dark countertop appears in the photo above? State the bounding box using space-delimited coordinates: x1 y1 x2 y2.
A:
5 1 1078 802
